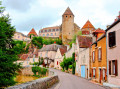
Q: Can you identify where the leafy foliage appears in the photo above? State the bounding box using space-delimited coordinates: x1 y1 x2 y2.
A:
32 67 48 77
31 37 62 48
0 2 22 87
72 53 75 74
69 31 82 48
13 40 27 54
60 55 72 70
60 53 76 74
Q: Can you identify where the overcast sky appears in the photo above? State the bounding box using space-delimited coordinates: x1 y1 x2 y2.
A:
2 0 120 35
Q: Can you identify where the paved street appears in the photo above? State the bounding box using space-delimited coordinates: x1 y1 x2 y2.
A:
49 68 110 89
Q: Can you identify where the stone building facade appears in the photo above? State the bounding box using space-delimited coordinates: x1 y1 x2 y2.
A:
39 26 60 38
13 32 30 42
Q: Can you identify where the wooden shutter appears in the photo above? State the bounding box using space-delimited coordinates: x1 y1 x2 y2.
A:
92 52 93 62
108 31 116 47
109 61 111 75
101 69 103 81
105 69 107 81
100 48 102 60
92 69 93 77
108 32 111 47
113 31 116 46
95 69 96 78
115 60 118 76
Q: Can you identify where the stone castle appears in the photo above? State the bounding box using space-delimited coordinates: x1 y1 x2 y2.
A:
36 7 96 44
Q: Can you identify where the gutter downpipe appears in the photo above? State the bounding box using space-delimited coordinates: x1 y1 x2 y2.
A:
105 31 108 82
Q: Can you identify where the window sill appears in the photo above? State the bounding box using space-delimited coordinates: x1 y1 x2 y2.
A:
109 45 116 49
110 75 116 77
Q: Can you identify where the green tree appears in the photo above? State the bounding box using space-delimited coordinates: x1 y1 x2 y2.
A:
32 36 43 49
0 2 21 87
72 52 75 74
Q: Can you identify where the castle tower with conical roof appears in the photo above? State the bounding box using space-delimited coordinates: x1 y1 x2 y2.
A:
28 28 38 39
62 7 74 44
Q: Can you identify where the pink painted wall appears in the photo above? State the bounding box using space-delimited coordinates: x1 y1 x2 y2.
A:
107 22 120 85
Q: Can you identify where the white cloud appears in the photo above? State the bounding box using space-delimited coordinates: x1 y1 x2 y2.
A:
2 0 120 35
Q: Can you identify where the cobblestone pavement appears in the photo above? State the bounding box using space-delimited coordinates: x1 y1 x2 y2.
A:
49 68 111 89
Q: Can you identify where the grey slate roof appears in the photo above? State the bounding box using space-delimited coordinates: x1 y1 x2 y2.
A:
39 44 65 52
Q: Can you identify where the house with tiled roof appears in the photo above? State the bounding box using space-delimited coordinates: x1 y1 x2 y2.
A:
92 28 105 41
38 44 66 67
13 32 31 42
16 47 39 67
81 20 95 35
54 46 67 69
75 36 92 78
104 12 120 87
28 28 38 38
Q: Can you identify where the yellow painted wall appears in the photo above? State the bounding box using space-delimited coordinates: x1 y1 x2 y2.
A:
91 36 107 83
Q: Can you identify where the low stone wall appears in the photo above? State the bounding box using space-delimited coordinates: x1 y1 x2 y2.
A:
7 73 59 89
18 67 34 75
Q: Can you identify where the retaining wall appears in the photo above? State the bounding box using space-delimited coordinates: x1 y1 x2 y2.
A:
7 71 59 89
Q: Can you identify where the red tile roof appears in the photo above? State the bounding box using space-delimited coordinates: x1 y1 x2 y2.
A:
93 28 105 33
41 26 60 30
20 54 28 61
28 28 37 36
82 31 90 35
77 36 92 48
59 46 67 56
63 7 74 16
82 20 95 29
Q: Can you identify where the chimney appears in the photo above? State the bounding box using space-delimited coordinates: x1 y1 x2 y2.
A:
106 25 110 28
118 11 120 19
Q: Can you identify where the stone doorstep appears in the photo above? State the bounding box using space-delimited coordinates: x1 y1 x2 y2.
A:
103 83 120 89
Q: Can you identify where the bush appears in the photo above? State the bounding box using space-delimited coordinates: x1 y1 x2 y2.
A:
32 67 47 77
69 65 72 69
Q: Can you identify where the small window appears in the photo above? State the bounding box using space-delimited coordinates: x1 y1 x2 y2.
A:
98 48 102 61
43 34 45 36
70 16 71 17
51 33 53 36
66 16 67 17
92 51 95 62
109 60 118 76
55 33 56 35
93 69 96 78
108 31 116 47
47 34 49 36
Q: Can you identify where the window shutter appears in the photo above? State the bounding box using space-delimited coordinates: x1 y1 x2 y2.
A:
109 31 116 47
115 60 118 76
94 51 95 62
108 32 111 47
109 61 111 75
95 69 96 78
92 52 93 62
113 31 116 46
105 69 107 81
101 69 103 81
92 69 93 77
100 48 102 60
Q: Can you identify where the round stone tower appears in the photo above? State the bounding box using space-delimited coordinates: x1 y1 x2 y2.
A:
62 7 74 44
